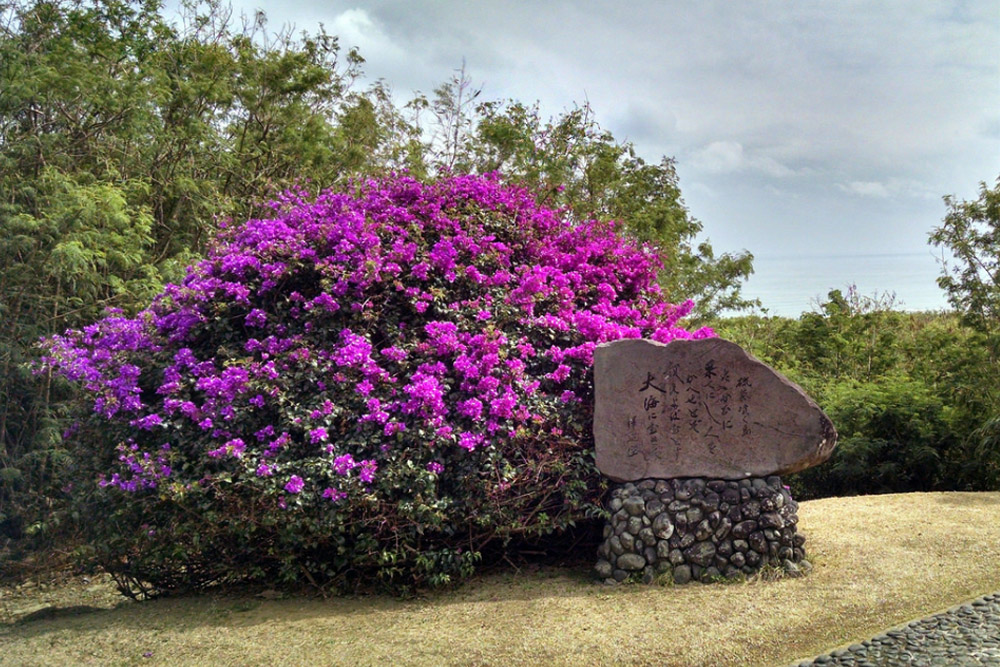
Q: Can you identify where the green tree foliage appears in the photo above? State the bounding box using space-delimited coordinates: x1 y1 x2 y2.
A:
793 287 904 383
929 176 1000 346
926 176 1000 489
796 379 957 497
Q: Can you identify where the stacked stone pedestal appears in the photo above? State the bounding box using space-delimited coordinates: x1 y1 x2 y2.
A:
595 476 809 585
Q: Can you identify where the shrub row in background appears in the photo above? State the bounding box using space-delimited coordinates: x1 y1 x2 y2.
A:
715 298 1000 499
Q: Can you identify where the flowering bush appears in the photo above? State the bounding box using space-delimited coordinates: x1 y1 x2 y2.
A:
42 174 711 596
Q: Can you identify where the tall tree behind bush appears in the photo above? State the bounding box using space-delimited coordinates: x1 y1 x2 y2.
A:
414 70 756 318
929 177 1000 354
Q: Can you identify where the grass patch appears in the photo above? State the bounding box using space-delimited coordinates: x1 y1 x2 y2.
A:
3 491 1000 666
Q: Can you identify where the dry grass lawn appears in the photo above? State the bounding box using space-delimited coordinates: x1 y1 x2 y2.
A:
2 491 1000 666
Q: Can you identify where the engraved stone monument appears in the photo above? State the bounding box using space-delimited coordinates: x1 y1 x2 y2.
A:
594 338 837 482
592 337 837 585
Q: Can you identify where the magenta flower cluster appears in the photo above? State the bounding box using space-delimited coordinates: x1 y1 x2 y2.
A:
41 173 711 510
99 440 173 492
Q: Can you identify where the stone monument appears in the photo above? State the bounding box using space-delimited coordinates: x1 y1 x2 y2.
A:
592 337 837 584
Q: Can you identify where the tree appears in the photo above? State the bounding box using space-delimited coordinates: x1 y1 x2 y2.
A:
927 176 1000 489
414 78 756 318
929 176 1000 347
794 286 903 382
0 0 416 534
426 60 481 172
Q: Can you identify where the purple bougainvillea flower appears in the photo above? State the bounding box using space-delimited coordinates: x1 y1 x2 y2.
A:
284 475 304 494
332 454 356 476
358 459 377 484
322 487 347 502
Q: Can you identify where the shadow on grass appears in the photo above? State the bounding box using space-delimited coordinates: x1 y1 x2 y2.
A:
3 557 795 651
1 560 635 638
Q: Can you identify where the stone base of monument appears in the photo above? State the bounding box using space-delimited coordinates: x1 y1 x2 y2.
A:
594 476 810 585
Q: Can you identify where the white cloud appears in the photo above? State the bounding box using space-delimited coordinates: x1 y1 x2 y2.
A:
754 155 794 179
687 181 717 200
691 141 745 174
689 141 794 178
329 8 405 62
764 185 800 199
887 177 941 201
837 178 939 200
839 181 890 198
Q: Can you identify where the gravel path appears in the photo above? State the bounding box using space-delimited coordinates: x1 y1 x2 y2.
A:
793 592 1000 666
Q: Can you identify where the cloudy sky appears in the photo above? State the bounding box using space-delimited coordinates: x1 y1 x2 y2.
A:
201 1 1000 312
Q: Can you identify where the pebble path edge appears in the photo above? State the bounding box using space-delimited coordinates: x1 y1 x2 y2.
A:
791 591 1000 666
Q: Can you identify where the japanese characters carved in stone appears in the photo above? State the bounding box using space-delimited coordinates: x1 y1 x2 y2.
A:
593 338 837 482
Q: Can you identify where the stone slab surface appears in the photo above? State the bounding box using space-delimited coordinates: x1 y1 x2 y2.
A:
593 338 837 482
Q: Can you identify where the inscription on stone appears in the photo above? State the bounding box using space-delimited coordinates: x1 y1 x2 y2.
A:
594 338 837 482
